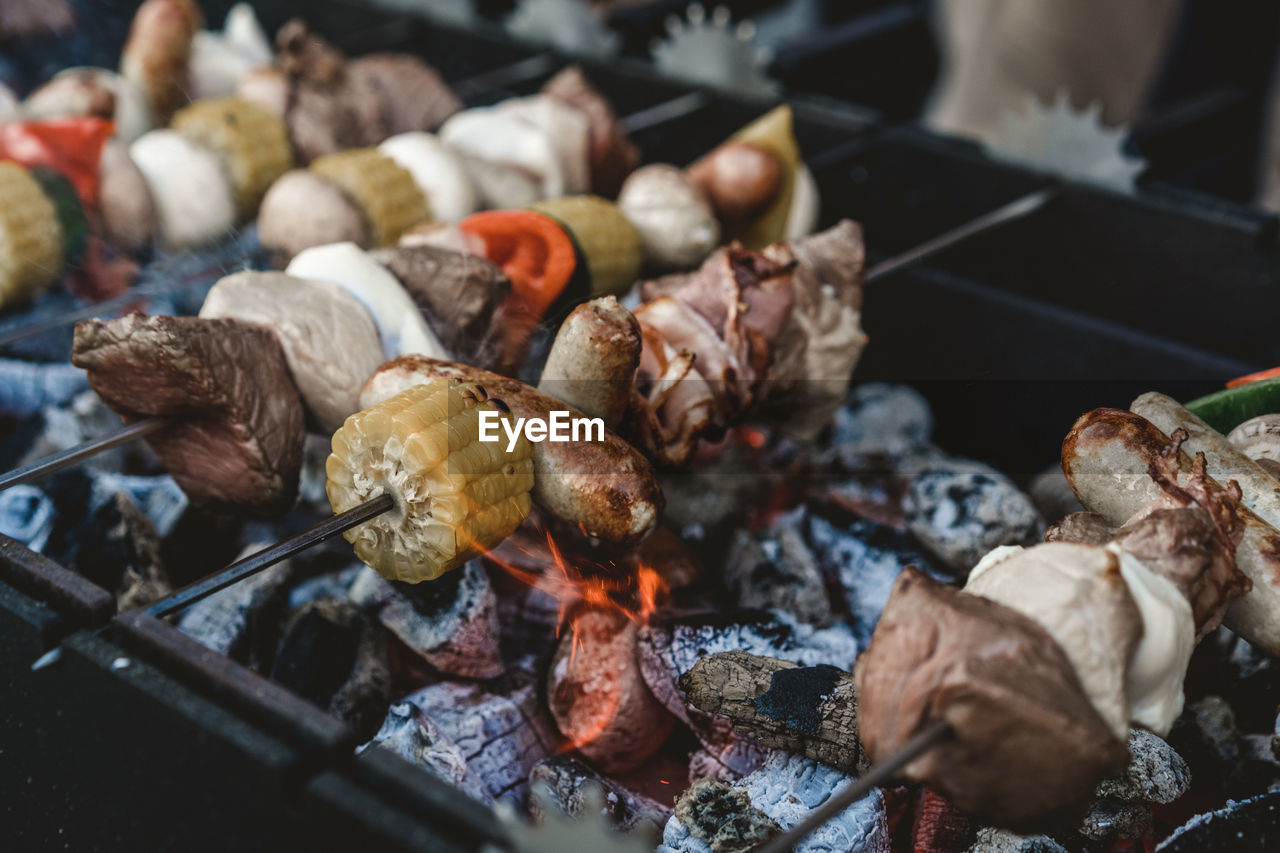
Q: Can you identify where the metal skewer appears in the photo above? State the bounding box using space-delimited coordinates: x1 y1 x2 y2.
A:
30 492 397 671
753 719 955 853
864 187 1056 284
0 417 168 492
0 185 1059 493
146 492 396 619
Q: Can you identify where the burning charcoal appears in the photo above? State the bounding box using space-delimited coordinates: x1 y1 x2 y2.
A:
1155 791 1280 851
350 561 502 679
902 457 1044 574
724 525 831 625
968 828 1069 852
495 580 563 666
398 679 559 804
736 753 888 852
639 526 703 591
1095 729 1190 804
1167 695 1241 794
796 506 943 646
912 788 977 851
549 609 676 773
286 564 363 609
639 611 858 778
177 546 292 658
680 651 862 773
0 485 55 551
89 472 188 538
819 382 934 465
269 599 391 742
42 474 172 611
1079 799 1151 843
659 442 778 541
1028 465 1084 523
663 780 779 853
528 755 670 836
26 391 129 473
0 357 89 416
662 753 890 853
362 701 492 805
296 433 334 511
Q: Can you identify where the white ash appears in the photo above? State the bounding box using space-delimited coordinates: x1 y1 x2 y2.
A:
178 546 292 657
28 391 126 472
968 828 1069 852
794 506 944 646
0 357 89 416
661 752 889 853
1155 792 1280 851
362 701 493 805
818 383 934 465
287 564 363 609
724 524 831 625
0 485 55 551
528 755 670 836
398 678 559 804
662 780 777 853
902 457 1044 574
351 561 502 679
88 471 188 538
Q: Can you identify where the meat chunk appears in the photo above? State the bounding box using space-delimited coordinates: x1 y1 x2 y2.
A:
237 20 458 163
199 271 384 432
541 66 639 198
369 244 509 363
856 568 1128 830
629 220 867 465
72 314 305 516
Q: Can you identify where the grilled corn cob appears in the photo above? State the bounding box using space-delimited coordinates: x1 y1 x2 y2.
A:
530 195 642 297
170 97 294 219
326 379 534 583
0 162 64 309
311 149 430 247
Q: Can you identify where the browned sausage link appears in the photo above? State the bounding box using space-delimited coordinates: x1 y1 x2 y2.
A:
1063 407 1280 654
372 356 662 545
537 297 641 428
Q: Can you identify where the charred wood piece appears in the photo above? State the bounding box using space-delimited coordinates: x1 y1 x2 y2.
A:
680 651 862 773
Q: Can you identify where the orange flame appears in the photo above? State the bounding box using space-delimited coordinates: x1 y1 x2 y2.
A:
485 525 670 754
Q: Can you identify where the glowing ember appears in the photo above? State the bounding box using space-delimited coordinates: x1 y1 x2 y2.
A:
487 525 674 762
486 526 669 631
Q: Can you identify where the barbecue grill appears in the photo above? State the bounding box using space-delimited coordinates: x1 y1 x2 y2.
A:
3 2 1279 851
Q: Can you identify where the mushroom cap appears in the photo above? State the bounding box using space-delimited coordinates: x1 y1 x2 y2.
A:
1227 413 1280 464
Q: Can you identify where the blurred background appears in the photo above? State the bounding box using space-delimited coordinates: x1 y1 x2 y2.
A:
7 0 1280 207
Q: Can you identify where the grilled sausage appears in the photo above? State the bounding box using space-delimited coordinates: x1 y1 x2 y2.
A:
361 356 662 544
1062 408 1280 654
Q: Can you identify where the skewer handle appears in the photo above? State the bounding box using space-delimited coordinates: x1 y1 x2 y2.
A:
752 719 954 853
864 187 1056 284
0 416 168 493
146 492 396 619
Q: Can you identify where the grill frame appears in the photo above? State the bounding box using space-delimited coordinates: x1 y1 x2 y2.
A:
2 2 1279 849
